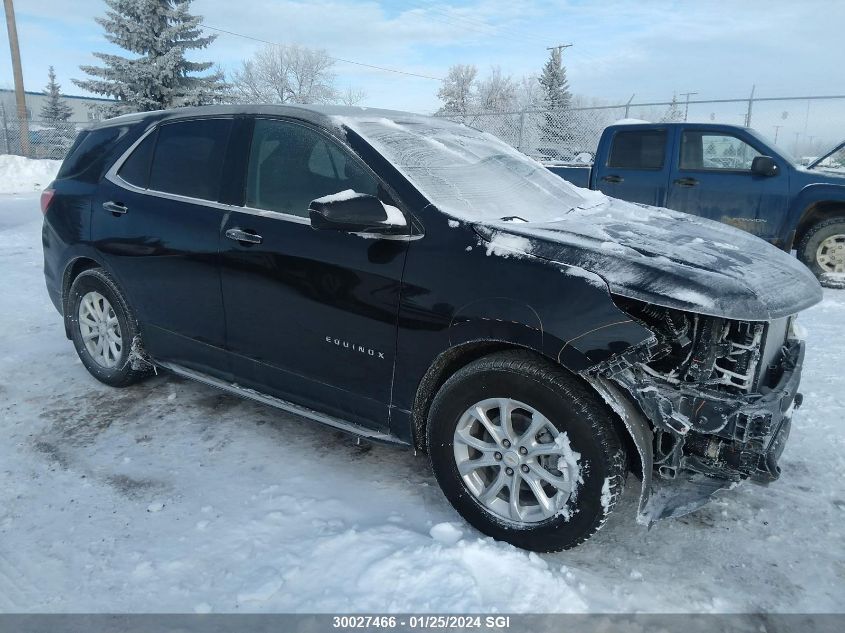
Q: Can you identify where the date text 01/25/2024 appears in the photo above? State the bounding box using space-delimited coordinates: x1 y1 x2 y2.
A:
332 615 511 629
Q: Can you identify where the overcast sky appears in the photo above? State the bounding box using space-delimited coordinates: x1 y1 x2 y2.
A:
2 0 843 115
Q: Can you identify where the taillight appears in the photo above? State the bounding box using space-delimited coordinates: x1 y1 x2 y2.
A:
40 188 55 215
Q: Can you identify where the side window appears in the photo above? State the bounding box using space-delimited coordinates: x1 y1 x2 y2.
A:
681 132 763 170
57 125 130 182
117 130 157 188
246 119 378 217
607 130 666 169
148 119 233 201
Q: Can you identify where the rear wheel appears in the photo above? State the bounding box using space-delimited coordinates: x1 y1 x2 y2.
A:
797 217 845 288
67 268 150 387
427 350 626 552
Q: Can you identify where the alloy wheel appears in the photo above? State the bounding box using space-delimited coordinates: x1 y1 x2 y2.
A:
453 397 580 524
78 290 123 368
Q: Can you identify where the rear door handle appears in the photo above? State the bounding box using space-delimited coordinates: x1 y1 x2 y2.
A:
673 177 699 187
600 175 624 184
225 228 263 245
103 201 128 215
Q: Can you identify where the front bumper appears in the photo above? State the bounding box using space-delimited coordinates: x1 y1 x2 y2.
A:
594 337 805 523
681 338 803 483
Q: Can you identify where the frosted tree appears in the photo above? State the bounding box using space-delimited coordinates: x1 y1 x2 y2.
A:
40 66 76 158
73 0 226 114
229 44 341 104
475 67 517 113
339 86 367 107
516 74 543 111
660 94 684 122
436 64 478 121
538 47 572 143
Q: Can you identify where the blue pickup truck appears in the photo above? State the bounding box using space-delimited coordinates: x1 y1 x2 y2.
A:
547 122 845 286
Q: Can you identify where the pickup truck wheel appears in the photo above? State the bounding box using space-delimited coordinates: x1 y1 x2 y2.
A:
67 268 151 387
426 350 626 552
797 217 845 288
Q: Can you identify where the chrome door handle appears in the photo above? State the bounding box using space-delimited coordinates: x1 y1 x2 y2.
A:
225 228 263 244
103 201 128 215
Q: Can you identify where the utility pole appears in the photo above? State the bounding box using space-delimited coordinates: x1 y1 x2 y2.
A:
3 0 30 156
679 91 698 122
744 84 755 127
546 43 573 55
624 93 635 118
773 125 782 144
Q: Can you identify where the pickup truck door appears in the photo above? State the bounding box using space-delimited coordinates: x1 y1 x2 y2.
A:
592 127 672 206
666 128 789 241
217 117 409 432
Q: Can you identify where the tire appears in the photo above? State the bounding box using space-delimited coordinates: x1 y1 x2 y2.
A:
796 217 845 288
67 267 150 387
427 350 626 552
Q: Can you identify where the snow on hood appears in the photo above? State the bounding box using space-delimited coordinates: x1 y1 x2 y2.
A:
333 113 821 320
476 197 822 320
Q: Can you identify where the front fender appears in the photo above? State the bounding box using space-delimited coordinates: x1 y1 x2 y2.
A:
583 375 654 525
784 182 845 237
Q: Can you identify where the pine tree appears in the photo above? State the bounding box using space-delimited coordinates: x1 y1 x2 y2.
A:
660 94 684 122
73 0 226 114
40 66 76 158
538 48 572 144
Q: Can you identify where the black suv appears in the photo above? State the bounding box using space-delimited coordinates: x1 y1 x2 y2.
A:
42 105 822 551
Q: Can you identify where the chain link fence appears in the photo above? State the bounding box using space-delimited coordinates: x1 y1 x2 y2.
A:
2 94 844 166
0 109 88 160
440 95 845 165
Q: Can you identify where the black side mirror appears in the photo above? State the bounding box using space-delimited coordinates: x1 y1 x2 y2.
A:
308 191 406 234
751 156 779 177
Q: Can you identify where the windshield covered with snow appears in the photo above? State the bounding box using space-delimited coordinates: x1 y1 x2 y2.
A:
333 114 606 222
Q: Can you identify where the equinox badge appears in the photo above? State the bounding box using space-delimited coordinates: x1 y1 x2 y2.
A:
325 336 386 360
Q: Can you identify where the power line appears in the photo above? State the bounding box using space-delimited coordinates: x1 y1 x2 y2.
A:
204 25 443 81
401 0 551 48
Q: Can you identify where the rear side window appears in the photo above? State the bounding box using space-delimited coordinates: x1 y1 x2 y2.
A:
148 119 233 201
607 130 666 170
117 130 157 188
57 125 130 182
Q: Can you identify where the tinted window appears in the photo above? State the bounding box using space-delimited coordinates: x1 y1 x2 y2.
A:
149 119 233 201
680 131 763 170
608 130 666 169
117 130 157 188
246 119 378 217
57 125 131 182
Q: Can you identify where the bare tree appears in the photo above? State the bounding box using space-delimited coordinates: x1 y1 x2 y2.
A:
230 44 340 104
475 66 517 113
436 64 478 121
516 74 543 111
339 85 367 106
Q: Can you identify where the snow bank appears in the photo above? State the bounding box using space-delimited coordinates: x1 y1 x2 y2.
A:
0 155 60 194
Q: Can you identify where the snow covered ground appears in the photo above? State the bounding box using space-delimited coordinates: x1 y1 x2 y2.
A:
0 191 843 613
0 156 60 194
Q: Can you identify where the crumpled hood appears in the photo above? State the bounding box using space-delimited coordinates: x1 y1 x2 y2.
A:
475 197 822 321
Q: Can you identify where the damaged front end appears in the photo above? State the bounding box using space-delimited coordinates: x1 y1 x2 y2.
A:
586 298 805 524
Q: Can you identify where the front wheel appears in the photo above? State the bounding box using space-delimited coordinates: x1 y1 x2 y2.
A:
427 350 627 552
797 217 845 288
